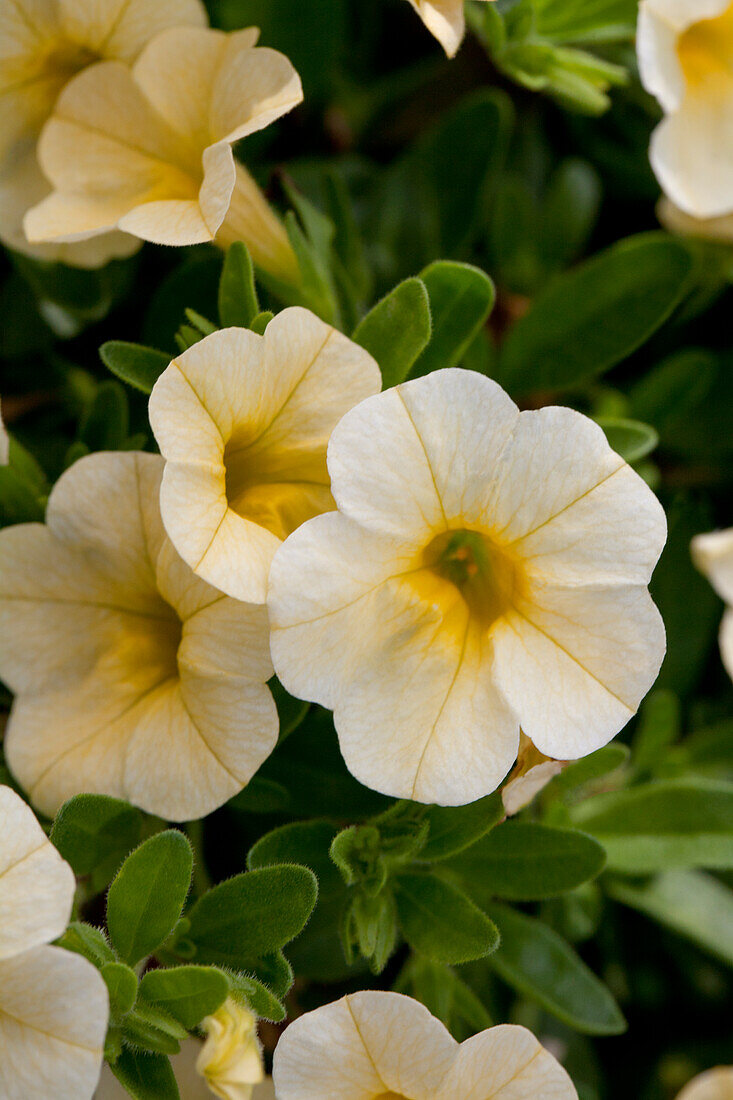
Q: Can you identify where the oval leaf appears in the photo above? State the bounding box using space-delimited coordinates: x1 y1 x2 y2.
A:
420 792 505 862
51 793 143 884
394 872 500 966
100 341 171 394
410 261 495 378
353 278 432 388
139 966 230 1030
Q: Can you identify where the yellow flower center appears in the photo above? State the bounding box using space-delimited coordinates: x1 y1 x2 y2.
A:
421 528 520 629
678 3 733 90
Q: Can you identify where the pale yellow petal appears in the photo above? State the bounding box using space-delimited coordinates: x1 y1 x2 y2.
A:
651 95 733 219
406 0 467 57
58 0 208 64
677 1066 733 1100
0 404 8 465
658 197 733 242
720 608 733 681
210 43 303 144
691 528 733 605
502 760 564 816
0 786 75 960
273 991 457 1100
0 945 108 1100
439 1024 578 1099
493 582 666 760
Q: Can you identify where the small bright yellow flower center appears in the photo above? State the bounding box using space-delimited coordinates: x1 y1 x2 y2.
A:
421 528 520 629
678 3 733 90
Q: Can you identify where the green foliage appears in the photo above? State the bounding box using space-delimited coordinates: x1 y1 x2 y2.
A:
110 1050 180 1100
497 234 694 393
450 822 606 901
186 865 318 970
138 967 229 1030
410 262 495 378
394 872 500 966
218 242 259 328
573 779 733 873
353 278 432 388
419 792 505 862
107 831 194 966
100 341 171 394
51 794 144 890
484 903 626 1035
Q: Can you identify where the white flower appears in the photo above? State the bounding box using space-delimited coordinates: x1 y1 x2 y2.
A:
272 990 577 1099
24 26 302 283
677 1067 733 1100
691 528 733 680
405 0 493 58
638 0 733 221
0 0 206 267
95 1041 276 1100
0 451 278 821
0 784 109 1100
658 197 733 243
149 310 381 604
501 734 565 816
198 1000 264 1100
269 368 667 806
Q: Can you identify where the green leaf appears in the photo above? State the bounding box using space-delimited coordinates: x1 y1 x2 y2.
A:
107 831 193 966
111 1051 180 1100
101 962 138 1020
419 791 504 862
285 210 338 325
632 689 681 773
229 776 291 814
250 950 294 998
394 872 500 965
139 966 229 1030
596 417 659 464
497 234 693 392
123 1001 188 1055
100 341 171 394
0 436 49 525
218 242 259 328
410 262 495 378
51 794 144 887
452 822 606 901
59 922 116 968
250 310 274 334
187 865 318 968
548 744 629 796
229 972 286 1023
353 278 432 389
607 870 733 968
540 158 602 273
572 779 733 873
79 380 129 452
485 902 626 1035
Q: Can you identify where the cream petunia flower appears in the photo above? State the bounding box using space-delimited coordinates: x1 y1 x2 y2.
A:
269 368 667 806
149 310 382 604
24 26 302 283
0 0 207 267
0 451 278 821
638 0 733 221
406 0 493 58
677 1067 733 1100
198 999 264 1100
96 1041 276 1100
658 197 733 243
691 528 733 680
0 784 109 1100
273 990 578 1099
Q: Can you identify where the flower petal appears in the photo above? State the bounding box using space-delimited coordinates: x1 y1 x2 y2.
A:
406 0 467 57
0 786 75 960
439 1024 578 1099
328 369 518 544
210 43 303 144
272 991 457 1100
676 1067 733 1100
650 93 733 219
0 945 107 1100
691 527 733 605
58 0 208 64
720 607 733 681
493 582 666 759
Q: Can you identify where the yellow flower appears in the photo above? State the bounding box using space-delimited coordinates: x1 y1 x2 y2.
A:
0 451 278 821
0 784 109 1100
269 369 667 806
406 0 494 57
149 309 382 604
24 26 302 283
692 528 733 681
273 990 578 1098
0 0 206 267
198 1000 264 1100
677 1067 733 1100
638 0 733 222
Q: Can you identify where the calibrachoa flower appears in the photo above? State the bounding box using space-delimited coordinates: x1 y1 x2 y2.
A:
677 1067 733 1100
691 528 733 680
149 310 381 604
501 733 565 816
0 0 206 266
198 999 264 1100
405 0 493 58
638 0 733 223
0 784 108 1100
0 451 278 821
272 991 578 1099
24 26 302 283
96 1042 276 1100
269 369 667 805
